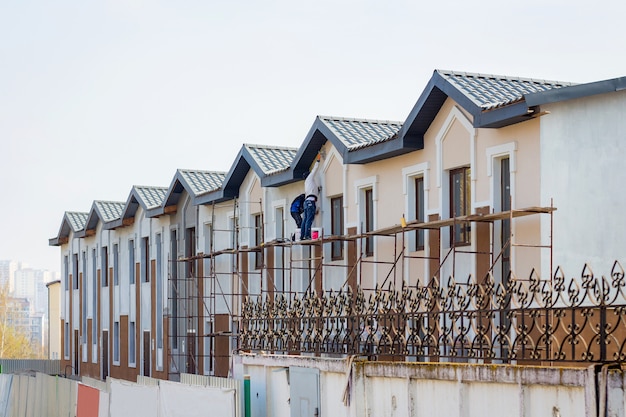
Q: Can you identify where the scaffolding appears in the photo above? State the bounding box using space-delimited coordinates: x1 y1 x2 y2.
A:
167 197 556 377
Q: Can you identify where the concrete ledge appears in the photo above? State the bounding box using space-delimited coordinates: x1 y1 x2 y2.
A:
360 361 589 387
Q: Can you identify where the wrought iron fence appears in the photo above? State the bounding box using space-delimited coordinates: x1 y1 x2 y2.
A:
240 262 626 363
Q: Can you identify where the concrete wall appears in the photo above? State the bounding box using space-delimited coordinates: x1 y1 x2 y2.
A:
233 353 617 417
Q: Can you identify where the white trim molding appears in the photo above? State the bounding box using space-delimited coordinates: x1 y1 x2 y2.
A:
435 105 475 188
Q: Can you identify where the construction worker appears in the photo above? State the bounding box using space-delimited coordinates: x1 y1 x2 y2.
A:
301 152 322 240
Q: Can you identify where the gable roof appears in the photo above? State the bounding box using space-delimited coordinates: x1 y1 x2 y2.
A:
155 169 226 215
246 144 296 176
320 116 402 151
79 200 125 237
106 185 168 229
49 211 88 246
399 69 575 140
437 70 574 110
265 116 407 186
195 144 296 204
135 185 169 210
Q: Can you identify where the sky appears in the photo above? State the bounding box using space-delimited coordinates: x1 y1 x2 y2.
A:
1 0 625 276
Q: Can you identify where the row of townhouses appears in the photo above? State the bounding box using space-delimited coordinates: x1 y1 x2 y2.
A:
49 69 626 382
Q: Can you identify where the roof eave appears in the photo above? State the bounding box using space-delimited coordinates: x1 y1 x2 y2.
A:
104 219 123 229
155 175 188 218
343 135 423 164
220 149 252 198
297 120 336 170
526 76 626 107
261 169 300 187
474 101 534 128
194 188 236 206
400 71 483 139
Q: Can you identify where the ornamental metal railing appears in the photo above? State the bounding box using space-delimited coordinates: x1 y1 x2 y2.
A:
240 262 626 364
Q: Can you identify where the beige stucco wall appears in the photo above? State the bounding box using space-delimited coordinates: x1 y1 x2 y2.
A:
317 97 546 289
47 281 61 360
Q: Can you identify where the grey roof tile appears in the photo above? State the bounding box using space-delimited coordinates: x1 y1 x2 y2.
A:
94 201 125 223
245 144 297 175
66 212 88 232
179 170 225 196
437 70 575 110
134 186 168 210
319 116 403 151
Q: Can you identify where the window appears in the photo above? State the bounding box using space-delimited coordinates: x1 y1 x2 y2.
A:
170 229 178 350
331 196 344 260
230 216 238 248
64 322 69 358
203 223 212 282
73 254 79 290
101 247 108 287
414 177 425 250
185 228 196 278
92 248 97 347
254 214 263 269
64 256 69 291
113 321 119 363
141 237 149 283
274 207 285 292
204 321 213 374
113 243 119 286
156 233 163 355
129 239 135 285
129 321 136 366
82 251 87 343
364 188 374 257
450 166 471 246
500 157 511 282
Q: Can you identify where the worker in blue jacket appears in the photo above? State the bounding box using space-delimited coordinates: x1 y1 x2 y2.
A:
301 153 322 240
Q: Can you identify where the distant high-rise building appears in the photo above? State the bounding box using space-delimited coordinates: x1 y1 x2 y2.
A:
0 260 58 355
13 268 48 314
0 260 19 289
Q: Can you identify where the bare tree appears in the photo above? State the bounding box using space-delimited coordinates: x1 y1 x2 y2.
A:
0 283 38 358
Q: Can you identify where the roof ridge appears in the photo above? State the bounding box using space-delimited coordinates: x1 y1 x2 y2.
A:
244 143 298 151
133 185 169 189
177 168 227 175
318 115 403 125
94 200 125 204
436 69 576 86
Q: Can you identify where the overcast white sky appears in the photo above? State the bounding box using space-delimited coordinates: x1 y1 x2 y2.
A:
1 0 625 275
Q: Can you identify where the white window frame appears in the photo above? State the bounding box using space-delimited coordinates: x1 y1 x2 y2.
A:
486 141 518 277
434 106 475 250
64 322 70 359
129 320 136 367
486 142 517 211
354 175 378 259
155 231 164 370
403 162 430 252
113 321 120 365
91 247 98 363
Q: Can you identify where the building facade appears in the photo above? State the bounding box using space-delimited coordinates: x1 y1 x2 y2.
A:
50 70 626 380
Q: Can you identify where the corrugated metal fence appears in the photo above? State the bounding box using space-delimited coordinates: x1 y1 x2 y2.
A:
180 373 243 417
0 359 60 375
0 373 240 417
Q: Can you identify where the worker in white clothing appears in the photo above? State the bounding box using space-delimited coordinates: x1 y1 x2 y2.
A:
301 152 322 240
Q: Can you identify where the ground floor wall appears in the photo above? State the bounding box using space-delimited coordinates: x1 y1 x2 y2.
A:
233 353 620 417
